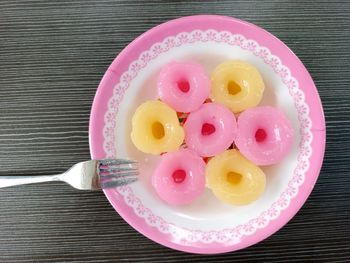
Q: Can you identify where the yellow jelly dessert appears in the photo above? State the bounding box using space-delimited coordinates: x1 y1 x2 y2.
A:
206 149 266 205
211 61 265 113
131 100 184 155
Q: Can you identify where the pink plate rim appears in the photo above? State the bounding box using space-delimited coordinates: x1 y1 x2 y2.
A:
89 15 326 254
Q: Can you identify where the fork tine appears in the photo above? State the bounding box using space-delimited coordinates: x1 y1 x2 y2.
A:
100 171 139 180
101 178 138 189
99 159 136 166
99 167 137 173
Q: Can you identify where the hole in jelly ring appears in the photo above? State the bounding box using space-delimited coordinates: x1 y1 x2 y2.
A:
177 79 190 93
255 128 267 142
201 123 216 136
152 121 165 139
172 169 186 183
227 171 242 185
227 81 242 95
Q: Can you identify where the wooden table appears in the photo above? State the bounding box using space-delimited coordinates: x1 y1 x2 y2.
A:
1 1 349 262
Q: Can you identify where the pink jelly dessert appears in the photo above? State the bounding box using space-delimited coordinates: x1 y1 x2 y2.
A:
236 106 294 166
151 149 206 206
184 102 237 157
157 61 210 113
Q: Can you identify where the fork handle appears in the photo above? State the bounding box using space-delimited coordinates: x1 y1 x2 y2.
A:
0 174 62 188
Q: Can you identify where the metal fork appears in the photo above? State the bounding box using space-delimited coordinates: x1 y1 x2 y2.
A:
0 159 138 190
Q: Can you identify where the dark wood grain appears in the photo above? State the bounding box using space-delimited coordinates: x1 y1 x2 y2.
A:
0 0 349 262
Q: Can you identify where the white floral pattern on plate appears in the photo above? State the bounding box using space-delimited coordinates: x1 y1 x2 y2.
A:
102 30 312 244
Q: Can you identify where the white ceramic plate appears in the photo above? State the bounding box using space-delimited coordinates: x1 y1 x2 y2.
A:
89 15 325 254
